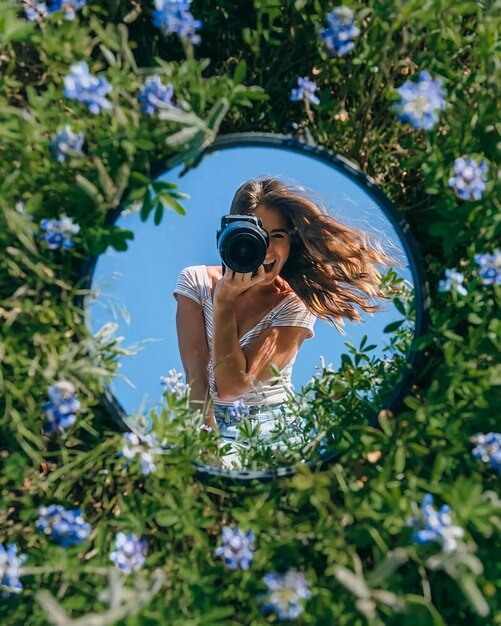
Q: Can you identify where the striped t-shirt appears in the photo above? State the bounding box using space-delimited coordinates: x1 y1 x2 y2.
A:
173 265 316 407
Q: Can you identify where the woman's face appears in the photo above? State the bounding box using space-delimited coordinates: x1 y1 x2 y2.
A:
254 205 291 283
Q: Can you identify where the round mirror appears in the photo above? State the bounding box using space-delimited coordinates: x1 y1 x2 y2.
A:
83 133 428 480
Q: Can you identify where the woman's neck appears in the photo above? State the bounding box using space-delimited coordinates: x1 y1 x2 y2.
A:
247 276 291 297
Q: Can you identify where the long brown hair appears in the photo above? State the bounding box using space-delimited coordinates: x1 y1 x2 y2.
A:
230 177 395 332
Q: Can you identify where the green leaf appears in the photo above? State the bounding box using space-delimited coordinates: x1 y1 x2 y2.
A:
0 11 34 43
75 175 104 203
153 202 163 226
140 190 153 221
458 574 490 617
165 126 201 149
152 181 179 190
126 186 148 202
394 444 406 473
384 320 405 333
99 44 117 66
403 396 421 410
131 172 151 185
403 594 447 626
378 411 394 436
134 138 156 150
233 60 247 85
467 313 483 325
206 98 230 131
393 297 407 316
155 511 178 527
157 192 186 215
334 566 370 598
367 549 409 587
157 107 206 129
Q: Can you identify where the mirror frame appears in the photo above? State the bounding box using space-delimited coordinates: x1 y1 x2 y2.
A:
80 132 430 482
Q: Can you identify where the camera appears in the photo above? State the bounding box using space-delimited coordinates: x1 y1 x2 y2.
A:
216 214 269 274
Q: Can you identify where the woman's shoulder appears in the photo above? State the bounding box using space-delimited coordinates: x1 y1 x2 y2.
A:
178 265 220 291
205 265 223 288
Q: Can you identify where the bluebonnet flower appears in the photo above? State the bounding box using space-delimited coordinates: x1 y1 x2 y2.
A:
23 0 48 20
471 433 501 475
109 532 147 573
43 380 81 434
36 504 91 547
152 0 202 45
50 126 85 163
215 526 255 570
290 77 320 105
449 157 488 201
474 251 501 286
0 543 27 595
119 432 163 475
261 569 312 621
228 399 250 422
40 215 79 250
160 369 188 398
438 268 467 296
137 75 175 115
408 494 464 553
393 71 447 130
48 0 86 20
63 62 113 114
320 6 360 57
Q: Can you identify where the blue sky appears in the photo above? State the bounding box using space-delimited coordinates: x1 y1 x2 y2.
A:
89 144 414 416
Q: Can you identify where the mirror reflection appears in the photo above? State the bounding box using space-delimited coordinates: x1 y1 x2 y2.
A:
87 138 416 474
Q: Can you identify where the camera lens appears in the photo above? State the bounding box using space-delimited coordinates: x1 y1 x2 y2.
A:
218 218 269 273
227 235 261 268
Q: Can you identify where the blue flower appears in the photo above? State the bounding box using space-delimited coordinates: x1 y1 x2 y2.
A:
393 71 447 130
471 433 501 475
50 126 85 163
228 399 250 422
63 62 113 114
0 543 27 595
160 369 188 398
153 0 202 45
36 504 91 547
261 569 312 621
408 494 464 553
138 75 175 115
119 432 163 476
48 0 86 20
474 251 501 286
22 1 48 20
320 6 360 57
290 77 320 105
43 380 81 433
438 268 467 296
40 215 79 250
215 526 255 570
448 157 488 201
109 532 147 573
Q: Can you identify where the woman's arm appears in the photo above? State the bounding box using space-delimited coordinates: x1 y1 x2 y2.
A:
175 295 216 429
212 269 310 401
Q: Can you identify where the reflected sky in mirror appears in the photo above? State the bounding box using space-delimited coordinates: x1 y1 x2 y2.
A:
89 144 413 416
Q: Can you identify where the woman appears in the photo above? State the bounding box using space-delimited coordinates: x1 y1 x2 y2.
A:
173 177 393 435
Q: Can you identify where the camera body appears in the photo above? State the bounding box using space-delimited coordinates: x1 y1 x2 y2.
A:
216 214 270 274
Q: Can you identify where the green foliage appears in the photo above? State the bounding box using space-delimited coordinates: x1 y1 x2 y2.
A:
0 1 499 625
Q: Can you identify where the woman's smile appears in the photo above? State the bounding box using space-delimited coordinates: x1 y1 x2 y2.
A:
254 205 291 282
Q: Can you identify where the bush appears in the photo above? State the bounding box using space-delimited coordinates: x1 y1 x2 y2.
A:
0 1 499 625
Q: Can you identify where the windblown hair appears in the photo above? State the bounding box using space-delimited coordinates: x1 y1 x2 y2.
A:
230 177 395 332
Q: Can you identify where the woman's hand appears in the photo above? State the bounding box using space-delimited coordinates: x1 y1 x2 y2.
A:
213 265 267 306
